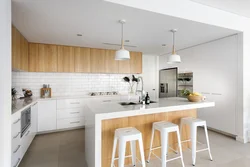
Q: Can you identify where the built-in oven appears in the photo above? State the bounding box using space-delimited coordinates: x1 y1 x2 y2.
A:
21 107 31 138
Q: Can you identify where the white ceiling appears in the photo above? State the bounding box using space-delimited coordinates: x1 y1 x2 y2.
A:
12 0 238 55
191 0 250 18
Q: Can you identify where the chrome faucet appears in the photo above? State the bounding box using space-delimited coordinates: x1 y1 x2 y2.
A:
136 76 144 102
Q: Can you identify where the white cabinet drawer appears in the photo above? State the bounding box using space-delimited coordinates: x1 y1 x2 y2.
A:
57 117 85 130
57 108 85 119
12 112 21 137
57 99 86 109
12 144 21 167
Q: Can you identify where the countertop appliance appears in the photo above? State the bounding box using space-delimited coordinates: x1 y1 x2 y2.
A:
159 68 178 98
21 107 31 137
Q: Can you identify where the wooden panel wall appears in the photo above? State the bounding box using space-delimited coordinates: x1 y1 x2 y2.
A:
101 109 197 167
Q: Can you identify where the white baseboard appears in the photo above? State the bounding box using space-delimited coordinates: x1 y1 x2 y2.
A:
236 135 247 143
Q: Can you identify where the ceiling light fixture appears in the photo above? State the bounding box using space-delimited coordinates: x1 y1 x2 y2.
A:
115 20 130 60
167 29 181 64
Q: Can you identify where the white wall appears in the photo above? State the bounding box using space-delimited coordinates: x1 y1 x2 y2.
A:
0 0 12 166
160 35 240 136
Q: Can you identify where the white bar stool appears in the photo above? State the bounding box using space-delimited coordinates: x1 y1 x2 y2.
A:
110 127 146 167
147 121 185 167
180 117 213 166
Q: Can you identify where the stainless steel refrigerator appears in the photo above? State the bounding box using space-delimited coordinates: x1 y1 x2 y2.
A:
159 68 178 98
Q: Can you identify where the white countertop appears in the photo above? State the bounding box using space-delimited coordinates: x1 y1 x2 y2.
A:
11 94 138 114
87 97 215 120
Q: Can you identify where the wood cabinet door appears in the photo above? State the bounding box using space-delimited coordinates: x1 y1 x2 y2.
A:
28 43 39 72
130 52 142 74
74 47 91 73
20 35 29 71
39 44 58 72
105 50 119 73
58 46 75 72
12 26 21 70
118 58 130 74
90 48 105 73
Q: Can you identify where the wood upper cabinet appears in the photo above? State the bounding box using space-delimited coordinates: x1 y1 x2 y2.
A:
28 43 39 72
118 55 130 74
58 46 75 72
74 47 91 73
130 52 142 74
39 44 57 72
12 25 28 71
29 43 57 72
90 48 106 73
105 50 119 73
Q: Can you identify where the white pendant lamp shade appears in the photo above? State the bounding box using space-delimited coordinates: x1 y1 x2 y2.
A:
167 54 181 64
167 29 181 64
115 49 130 60
115 20 130 60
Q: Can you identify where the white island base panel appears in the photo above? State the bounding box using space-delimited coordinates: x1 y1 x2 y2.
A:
85 97 215 167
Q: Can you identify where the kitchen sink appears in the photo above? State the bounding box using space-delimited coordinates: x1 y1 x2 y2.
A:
119 101 157 106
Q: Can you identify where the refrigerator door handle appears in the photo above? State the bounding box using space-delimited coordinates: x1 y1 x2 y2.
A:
166 83 168 93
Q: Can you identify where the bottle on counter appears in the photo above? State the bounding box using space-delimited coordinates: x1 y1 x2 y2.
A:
145 92 150 105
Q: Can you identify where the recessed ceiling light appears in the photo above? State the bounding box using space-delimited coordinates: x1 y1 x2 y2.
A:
125 40 130 42
77 34 83 37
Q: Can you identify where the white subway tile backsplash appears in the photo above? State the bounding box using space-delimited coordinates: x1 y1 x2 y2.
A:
12 72 137 97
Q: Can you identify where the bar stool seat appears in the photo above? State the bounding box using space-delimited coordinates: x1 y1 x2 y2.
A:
147 121 185 167
110 127 146 167
180 117 213 166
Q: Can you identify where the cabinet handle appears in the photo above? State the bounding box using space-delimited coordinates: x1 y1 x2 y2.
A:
13 119 20 125
13 158 21 167
201 92 210 95
13 132 20 139
212 93 222 95
13 145 21 154
103 100 111 102
70 112 80 114
25 130 30 136
70 121 80 124
70 102 80 104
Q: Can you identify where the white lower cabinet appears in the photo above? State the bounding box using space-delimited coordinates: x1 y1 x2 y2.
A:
56 98 86 130
38 100 57 132
21 127 33 156
31 102 38 139
57 117 85 129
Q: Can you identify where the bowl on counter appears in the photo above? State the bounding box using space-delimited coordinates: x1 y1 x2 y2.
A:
187 95 202 102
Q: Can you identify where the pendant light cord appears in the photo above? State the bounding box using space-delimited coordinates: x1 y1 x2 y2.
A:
121 22 124 49
172 31 176 55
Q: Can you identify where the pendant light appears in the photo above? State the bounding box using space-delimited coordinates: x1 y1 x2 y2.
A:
167 29 181 64
115 20 130 60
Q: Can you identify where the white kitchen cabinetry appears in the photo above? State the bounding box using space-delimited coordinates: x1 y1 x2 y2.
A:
31 102 38 139
167 35 238 135
38 100 57 132
57 99 86 130
21 126 33 156
11 112 21 167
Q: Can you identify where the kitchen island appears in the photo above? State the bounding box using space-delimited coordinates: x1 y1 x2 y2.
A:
85 97 215 167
